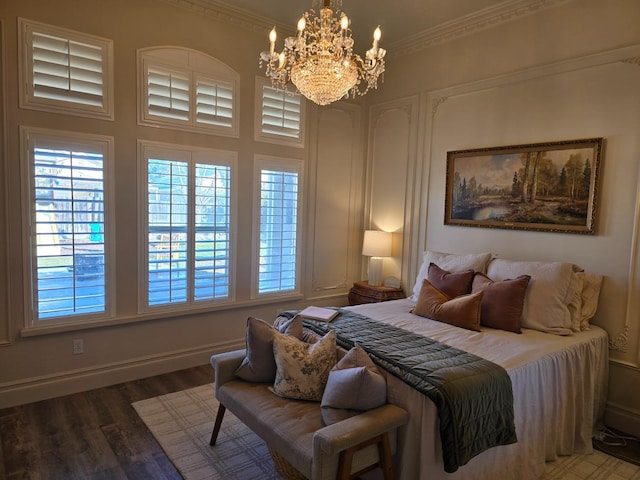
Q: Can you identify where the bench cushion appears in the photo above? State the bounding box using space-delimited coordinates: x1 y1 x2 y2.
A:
218 380 320 477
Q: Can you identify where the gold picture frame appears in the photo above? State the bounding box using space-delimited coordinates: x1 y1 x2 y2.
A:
444 138 603 234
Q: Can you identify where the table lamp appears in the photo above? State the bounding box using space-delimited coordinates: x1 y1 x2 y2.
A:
362 230 392 286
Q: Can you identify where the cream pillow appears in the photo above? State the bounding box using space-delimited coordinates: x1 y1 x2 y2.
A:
487 259 583 335
270 330 336 401
580 273 604 330
568 273 585 332
411 251 493 301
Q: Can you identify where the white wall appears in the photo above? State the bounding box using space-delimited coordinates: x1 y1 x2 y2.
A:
0 0 364 407
366 0 640 435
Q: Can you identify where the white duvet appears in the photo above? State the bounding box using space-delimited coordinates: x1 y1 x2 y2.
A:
346 299 609 480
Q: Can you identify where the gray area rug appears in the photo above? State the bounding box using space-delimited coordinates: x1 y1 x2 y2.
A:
133 384 640 480
133 384 280 479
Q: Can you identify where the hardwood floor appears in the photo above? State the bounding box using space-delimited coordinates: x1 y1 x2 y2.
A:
0 365 213 479
3 364 640 479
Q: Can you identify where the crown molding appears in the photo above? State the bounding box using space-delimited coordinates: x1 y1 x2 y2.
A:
158 0 575 55
388 0 577 56
156 0 294 36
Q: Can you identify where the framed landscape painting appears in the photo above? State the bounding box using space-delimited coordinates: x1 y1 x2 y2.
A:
444 138 603 234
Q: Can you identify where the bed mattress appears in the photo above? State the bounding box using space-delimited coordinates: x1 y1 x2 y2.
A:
345 299 609 480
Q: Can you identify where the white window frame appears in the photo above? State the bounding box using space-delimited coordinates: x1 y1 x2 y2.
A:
20 126 116 328
254 76 306 148
251 154 304 299
18 18 114 120
137 140 237 313
138 47 239 138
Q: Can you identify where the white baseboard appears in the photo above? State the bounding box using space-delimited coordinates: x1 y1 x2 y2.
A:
605 401 640 438
0 339 244 409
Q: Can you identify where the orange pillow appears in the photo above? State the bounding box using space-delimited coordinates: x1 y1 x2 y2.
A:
472 273 531 333
412 279 483 332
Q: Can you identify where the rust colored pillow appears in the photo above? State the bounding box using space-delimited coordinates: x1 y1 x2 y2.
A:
427 263 474 298
412 279 483 332
472 273 531 334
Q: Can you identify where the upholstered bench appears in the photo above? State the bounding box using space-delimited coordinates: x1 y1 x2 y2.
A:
209 349 409 480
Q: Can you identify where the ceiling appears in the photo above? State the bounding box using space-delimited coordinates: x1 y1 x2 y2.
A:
192 0 549 52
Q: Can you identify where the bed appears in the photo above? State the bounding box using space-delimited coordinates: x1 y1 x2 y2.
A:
326 252 609 480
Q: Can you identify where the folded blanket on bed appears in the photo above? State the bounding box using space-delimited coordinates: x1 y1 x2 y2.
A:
284 308 517 473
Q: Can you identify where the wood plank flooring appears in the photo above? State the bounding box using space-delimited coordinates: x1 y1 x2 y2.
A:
0 365 212 479
2 364 640 479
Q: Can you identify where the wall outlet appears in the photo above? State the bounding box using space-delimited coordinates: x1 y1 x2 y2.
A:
72 339 84 355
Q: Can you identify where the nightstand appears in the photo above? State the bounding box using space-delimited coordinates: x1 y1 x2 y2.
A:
348 281 405 305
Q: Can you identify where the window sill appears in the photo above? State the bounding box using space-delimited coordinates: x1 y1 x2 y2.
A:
20 293 306 338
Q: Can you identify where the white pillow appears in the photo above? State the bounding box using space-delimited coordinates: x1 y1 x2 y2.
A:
411 251 493 301
487 259 583 335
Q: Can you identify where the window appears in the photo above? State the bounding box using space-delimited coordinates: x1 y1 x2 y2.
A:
139 48 239 137
254 77 305 147
253 155 303 296
21 127 114 324
19 18 114 119
139 141 236 310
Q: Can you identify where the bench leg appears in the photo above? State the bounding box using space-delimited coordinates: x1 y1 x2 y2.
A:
209 403 226 446
337 432 394 480
378 432 394 480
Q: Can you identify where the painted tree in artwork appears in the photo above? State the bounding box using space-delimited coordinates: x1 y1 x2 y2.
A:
564 152 584 200
528 151 541 203
520 153 531 203
558 166 567 196
579 159 592 199
453 171 461 204
511 172 521 198
519 151 542 204
535 156 559 196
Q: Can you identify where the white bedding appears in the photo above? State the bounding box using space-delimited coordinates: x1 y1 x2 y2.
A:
345 299 609 480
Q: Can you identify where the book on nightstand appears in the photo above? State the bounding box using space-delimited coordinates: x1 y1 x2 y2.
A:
299 306 339 322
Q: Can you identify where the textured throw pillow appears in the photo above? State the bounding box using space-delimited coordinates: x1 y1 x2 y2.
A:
321 345 386 411
234 316 303 382
412 279 483 332
472 273 531 334
427 263 474 298
411 251 493 301
270 330 337 401
273 315 304 339
487 259 582 335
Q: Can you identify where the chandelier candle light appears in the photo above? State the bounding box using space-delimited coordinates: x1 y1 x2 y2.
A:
259 0 386 106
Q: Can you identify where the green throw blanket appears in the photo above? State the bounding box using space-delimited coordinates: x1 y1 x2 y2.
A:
284 308 517 473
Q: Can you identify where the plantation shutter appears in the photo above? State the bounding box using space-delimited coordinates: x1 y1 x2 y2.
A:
32 146 107 319
194 164 231 300
261 86 301 139
196 78 234 128
31 31 105 107
258 169 299 294
147 69 190 121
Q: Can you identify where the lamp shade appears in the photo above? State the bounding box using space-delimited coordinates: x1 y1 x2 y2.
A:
362 230 392 257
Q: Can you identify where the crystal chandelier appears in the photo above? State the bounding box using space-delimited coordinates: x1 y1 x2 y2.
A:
259 0 386 106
